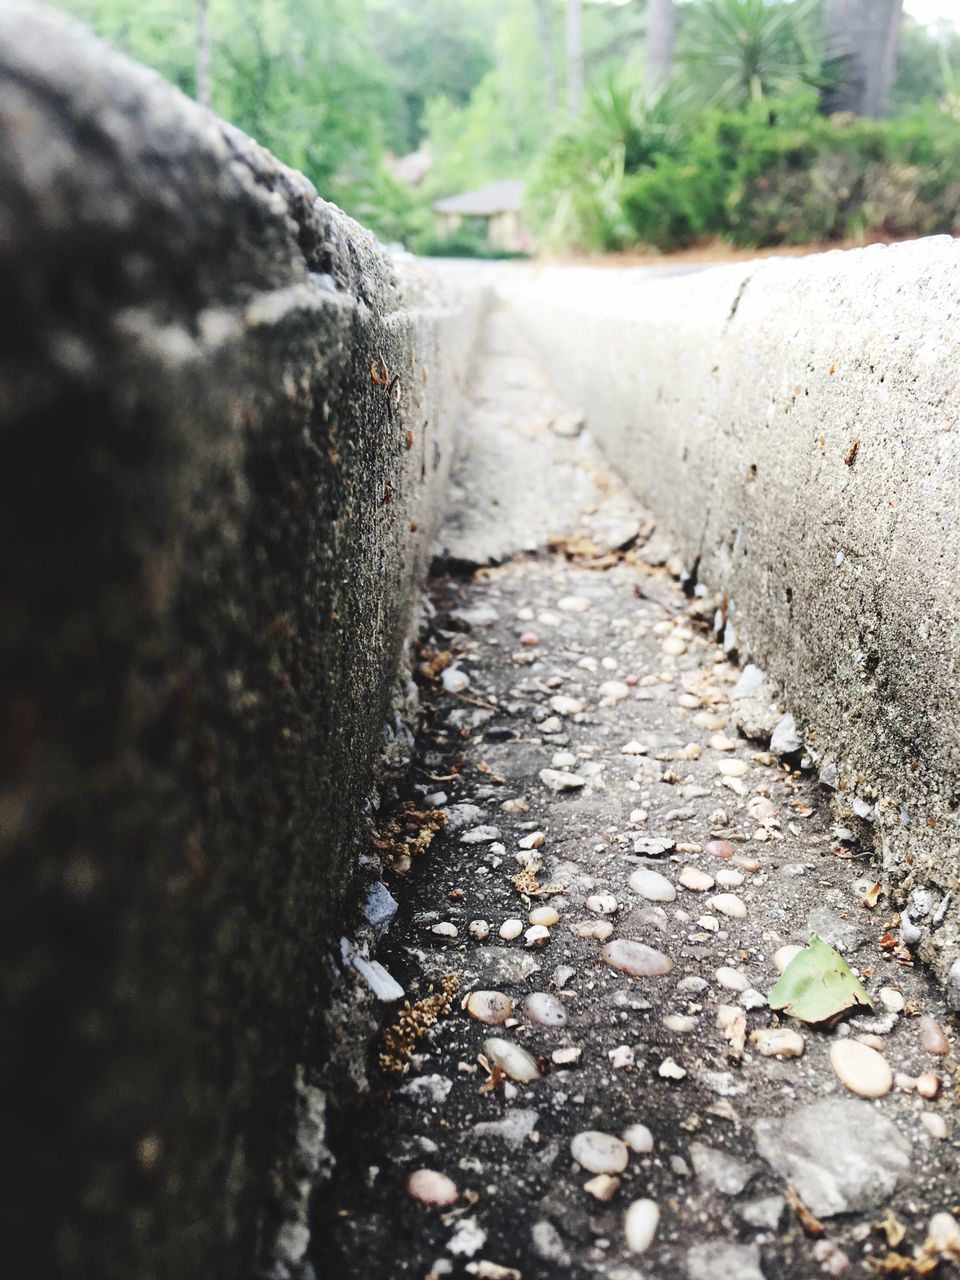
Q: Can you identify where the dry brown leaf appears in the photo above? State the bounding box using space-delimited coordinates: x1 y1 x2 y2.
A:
787 1186 825 1238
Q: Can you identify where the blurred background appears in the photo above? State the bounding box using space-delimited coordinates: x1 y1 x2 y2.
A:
54 1 960 260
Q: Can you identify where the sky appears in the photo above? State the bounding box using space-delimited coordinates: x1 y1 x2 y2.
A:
904 0 959 29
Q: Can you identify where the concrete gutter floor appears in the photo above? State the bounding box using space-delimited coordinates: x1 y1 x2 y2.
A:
315 307 959 1280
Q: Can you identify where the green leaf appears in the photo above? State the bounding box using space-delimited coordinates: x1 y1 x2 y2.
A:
768 934 872 1024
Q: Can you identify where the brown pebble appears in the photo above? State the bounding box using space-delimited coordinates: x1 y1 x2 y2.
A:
920 1015 950 1055
602 938 673 977
520 632 539 647
706 840 734 859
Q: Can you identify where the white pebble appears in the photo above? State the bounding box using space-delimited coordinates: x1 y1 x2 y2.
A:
878 987 905 1014
625 1199 660 1255
678 867 715 892
525 925 551 947
465 991 514 1024
921 1112 949 1140
468 919 490 941
709 734 736 752
571 918 614 941
584 1173 620 1202
549 695 583 717
558 595 591 613
715 868 744 888
431 922 458 938
407 1169 458 1206
621 741 648 755
586 893 619 915
570 1131 628 1175
628 868 677 903
482 1037 540 1083
622 1123 654 1154
661 637 687 656
659 1057 686 1080
519 831 546 850
603 938 673 977
499 919 523 940
609 1045 635 1069
716 967 750 992
600 680 630 702
442 667 470 693
829 1039 893 1098
717 758 749 777
529 906 560 926
524 992 567 1026
750 1027 804 1058
553 1045 582 1065
540 768 587 792
708 893 747 919
663 1014 696 1033
772 944 804 974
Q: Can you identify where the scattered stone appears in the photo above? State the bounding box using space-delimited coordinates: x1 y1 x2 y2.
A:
528 906 559 927
499 919 523 941
549 695 584 716
921 1112 949 1140
773 944 804 974
600 680 630 701
916 1072 941 1099
738 1196 785 1230
586 893 619 915
623 1123 654 1153
927 1212 960 1255
812 1239 851 1277
552 1045 582 1066
708 893 747 919
706 840 734 859
603 939 674 977
715 967 750 993
770 713 802 755
584 1173 621 1201
523 992 567 1027
462 826 501 845
662 637 687 657
571 918 614 941
920 1015 950 1055
754 1099 911 1216
474 949 541 985
465 991 515 1025
432 922 458 939
689 1142 756 1195
399 1074 453 1105
715 868 744 888
679 867 715 892
877 987 904 1013
448 1218 487 1257
717 758 749 778
558 595 591 613
525 925 550 947
709 734 736 752
466 1263 521 1280
624 1199 660 1255
570 1131 629 1175
407 1169 459 1207
442 667 471 693
829 1039 892 1098
531 1220 571 1266
540 768 586 792
519 830 546 850
471 1109 539 1149
621 740 648 755
686 1241 765 1280
628 868 676 902
664 1013 696 1033
482 1037 540 1083
609 1044 635 1069
678 975 709 995
659 1057 686 1080
633 837 676 856
750 1027 804 1058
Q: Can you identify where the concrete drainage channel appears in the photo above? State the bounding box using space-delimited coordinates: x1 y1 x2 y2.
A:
1 8 958 1280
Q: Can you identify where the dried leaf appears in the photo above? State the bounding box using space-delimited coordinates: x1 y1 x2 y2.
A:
875 1210 908 1249
768 934 872 1024
787 1186 825 1238
863 882 883 908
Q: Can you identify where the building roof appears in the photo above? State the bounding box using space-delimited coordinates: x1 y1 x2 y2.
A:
432 180 525 217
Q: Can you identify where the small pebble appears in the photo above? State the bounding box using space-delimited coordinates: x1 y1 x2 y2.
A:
709 734 736 752
679 867 715 892
878 987 905 1014
549 695 584 716
773 944 804 973
584 1173 620 1201
571 919 614 941
706 840 734 859
540 768 586 792
525 925 550 947
469 920 490 941
529 906 559 926
624 1199 660 1255
553 1045 582 1065
499 919 523 940
570 1131 629 1175
694 712 726 730
442 667 470 693
662 637 687 657
664 1013 696 1033
717 758 749 777
432 922 458 938
482 1037 540 1083
466 991 514 1024
708 893 747 919
658 1057 686 1080
603 938 674 977
829 1039 893 1098
716 967 750 993
715 868 744 888
920 1015 950 1055
921 1112 949 1140
927 1212 960 1254
628 868 677 902
917 1072 941 1099
524 992 567 1026
750 1027 804 1058
622 1123 654 1153
621 740 648 755
519 831 546 850
519 632 539 647
586 893 619 915
609 1044 635 1069
600 680 630 701
551 751 577 768
407 1169 458 1207
558 595 591 613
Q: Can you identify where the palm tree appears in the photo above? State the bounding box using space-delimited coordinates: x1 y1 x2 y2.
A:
646 0 678 87
823 0 904 118
677 0 822 108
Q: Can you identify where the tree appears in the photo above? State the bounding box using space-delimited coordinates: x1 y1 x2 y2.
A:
823 0 904 118
677 0 822 108
566 0 583 113
646 0 677 88
531 0 559 114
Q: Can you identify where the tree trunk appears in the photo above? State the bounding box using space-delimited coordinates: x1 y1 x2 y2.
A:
532 0 558 115
645 0 677 89
566 0 583 114
823 0 904 118
196 0 211 108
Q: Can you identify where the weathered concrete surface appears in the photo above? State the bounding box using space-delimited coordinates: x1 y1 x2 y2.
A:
500 242 960 1002
0 6 484 1279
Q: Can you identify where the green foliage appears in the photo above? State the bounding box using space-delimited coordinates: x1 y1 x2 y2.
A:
416 226 530 260
677 0 824 108
768 934 872 1023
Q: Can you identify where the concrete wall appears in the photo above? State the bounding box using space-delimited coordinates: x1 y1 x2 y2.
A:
0 6 484 1278
501 241 960 1005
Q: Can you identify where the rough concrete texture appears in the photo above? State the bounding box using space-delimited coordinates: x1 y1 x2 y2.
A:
316 309 958 1278
499 243 960 1003
0 7 484 1279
